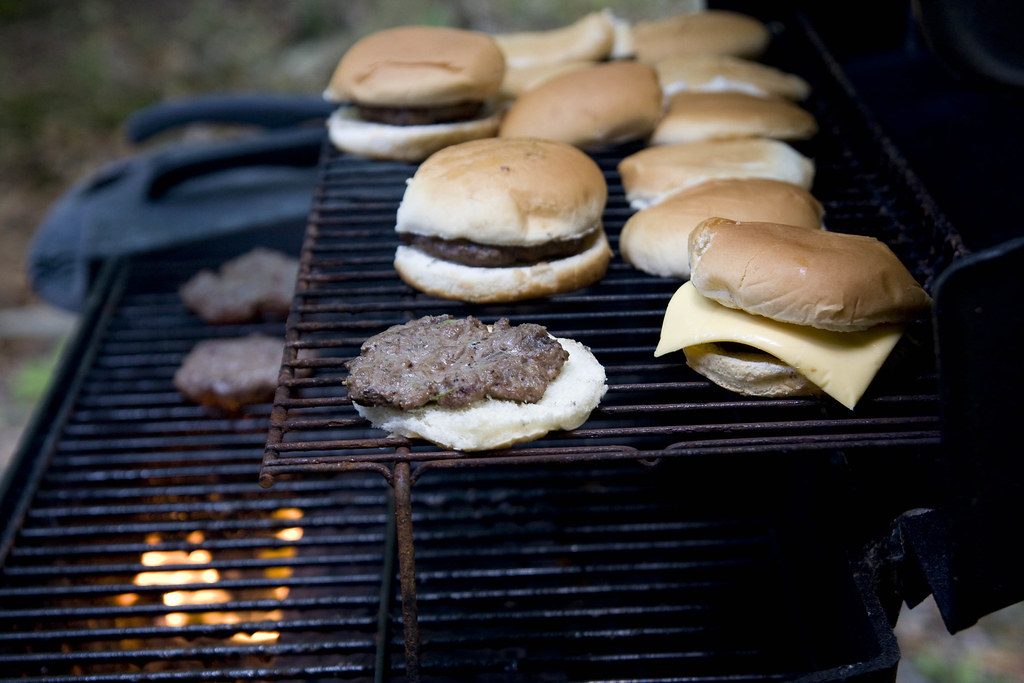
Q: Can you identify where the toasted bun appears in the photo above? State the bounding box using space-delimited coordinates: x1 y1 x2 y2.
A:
327 107 501 162
651 92 818 145
683 342 822 398
500 60 594 99
633 11 770 63
396 137 607 245
325 26 504 106
394 231 611 303
495 12 614 68
620 179 823 279
499 62 663 148
688 218 932 331
619 139 815 209
656 54 810 100
353 337 608 451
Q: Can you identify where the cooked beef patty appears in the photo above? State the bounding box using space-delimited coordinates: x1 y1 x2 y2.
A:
401 230 598 267
174 335 284 412
356 101 484 126
345 315 568 410
180 248 298 324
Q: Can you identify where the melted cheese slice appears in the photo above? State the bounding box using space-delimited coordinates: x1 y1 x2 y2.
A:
654 282 903 409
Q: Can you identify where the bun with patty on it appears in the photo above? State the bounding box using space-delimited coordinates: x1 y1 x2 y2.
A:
619 138 815 209
655 218 932 409
394 137 612 303
499 61 663 149
324 26 505 161
346 315 607 451
620 179 824 279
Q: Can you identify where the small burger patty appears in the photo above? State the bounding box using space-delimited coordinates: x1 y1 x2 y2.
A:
345 315 568 410
180 248 298 324
356 101 484 126
400 230 598 268
174 335 284 412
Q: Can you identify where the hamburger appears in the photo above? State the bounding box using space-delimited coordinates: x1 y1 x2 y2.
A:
394 137 612 302
651 92 818 145
619 138 816 209
620 178 824 279
654 54 811 101
499 61 663 149
346 315 607 451
324 26 505 162
655 218 932 409
632 10 771 63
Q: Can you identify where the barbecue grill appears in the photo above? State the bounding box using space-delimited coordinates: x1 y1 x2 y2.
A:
4 6 1023 683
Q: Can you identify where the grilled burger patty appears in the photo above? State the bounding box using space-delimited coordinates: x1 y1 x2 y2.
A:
400 230 598 267
345 315 568 410
356 101 485 126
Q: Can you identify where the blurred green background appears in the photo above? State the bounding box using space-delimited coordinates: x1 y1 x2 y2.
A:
0 3 1022 682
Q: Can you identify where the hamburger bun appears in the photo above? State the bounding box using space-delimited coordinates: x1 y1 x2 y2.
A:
655 54 811 100
682 342 822 398
500 60 594 99
327 106 502 162
325 26 505 106
688 218 932 331
633 11 771 63
354 336 607 451
499 61 663 148
395 137 611 301
651 92 818 145
620 179 824 278
619 138 815 209
495 11 614 68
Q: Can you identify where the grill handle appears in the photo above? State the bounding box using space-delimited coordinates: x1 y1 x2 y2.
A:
125 94 335 143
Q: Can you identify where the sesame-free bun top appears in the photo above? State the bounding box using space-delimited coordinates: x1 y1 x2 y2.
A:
620 179 823 279
325 26 505 106
633 11 771 63
619 138 815 209
688 218 932 331
396 137 607 246
500 60 594 99
652 92 818 145
499 61 663 149
495 11 615 68
655 54 811 100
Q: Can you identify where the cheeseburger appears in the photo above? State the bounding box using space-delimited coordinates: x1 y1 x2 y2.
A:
655 219 932 409
394 137 612 302
324 26 505 162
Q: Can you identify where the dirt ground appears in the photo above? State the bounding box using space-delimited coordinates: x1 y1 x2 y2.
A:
1 3 1022 680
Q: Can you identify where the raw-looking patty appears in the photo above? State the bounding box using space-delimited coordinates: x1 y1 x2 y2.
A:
356 101 484 126
345 315 568 410
174 335 283 412
180 248 298 324
400 230 598 267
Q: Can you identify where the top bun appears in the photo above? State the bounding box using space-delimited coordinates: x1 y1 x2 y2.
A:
688 218 932 331
326 26 505 106
499 61 663 149
633 11 771 63
500 60 594 99
396 137 607 246
652 92 818 145
495 11 614 68
655 54 811 100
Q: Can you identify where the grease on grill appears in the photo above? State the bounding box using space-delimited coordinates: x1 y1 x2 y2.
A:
356 101 484 126
345 315 568 409
179 248 298 324
401 230 598 267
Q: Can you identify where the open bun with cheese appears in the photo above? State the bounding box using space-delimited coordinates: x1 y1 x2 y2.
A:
499 61 663 149
652 92 818 145
619 139 815 209
656 219 932 408
324 26 505 161
620 179 824 279
633 11 771 63
394 137 612 302
655 54 811 101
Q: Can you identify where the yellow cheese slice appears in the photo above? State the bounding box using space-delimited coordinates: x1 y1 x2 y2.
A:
654 282 904 409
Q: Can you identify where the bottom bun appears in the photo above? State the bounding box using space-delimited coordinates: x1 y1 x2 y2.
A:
683 342 822 398
327 106 502 162
353 337 607 451
394 230 612 302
